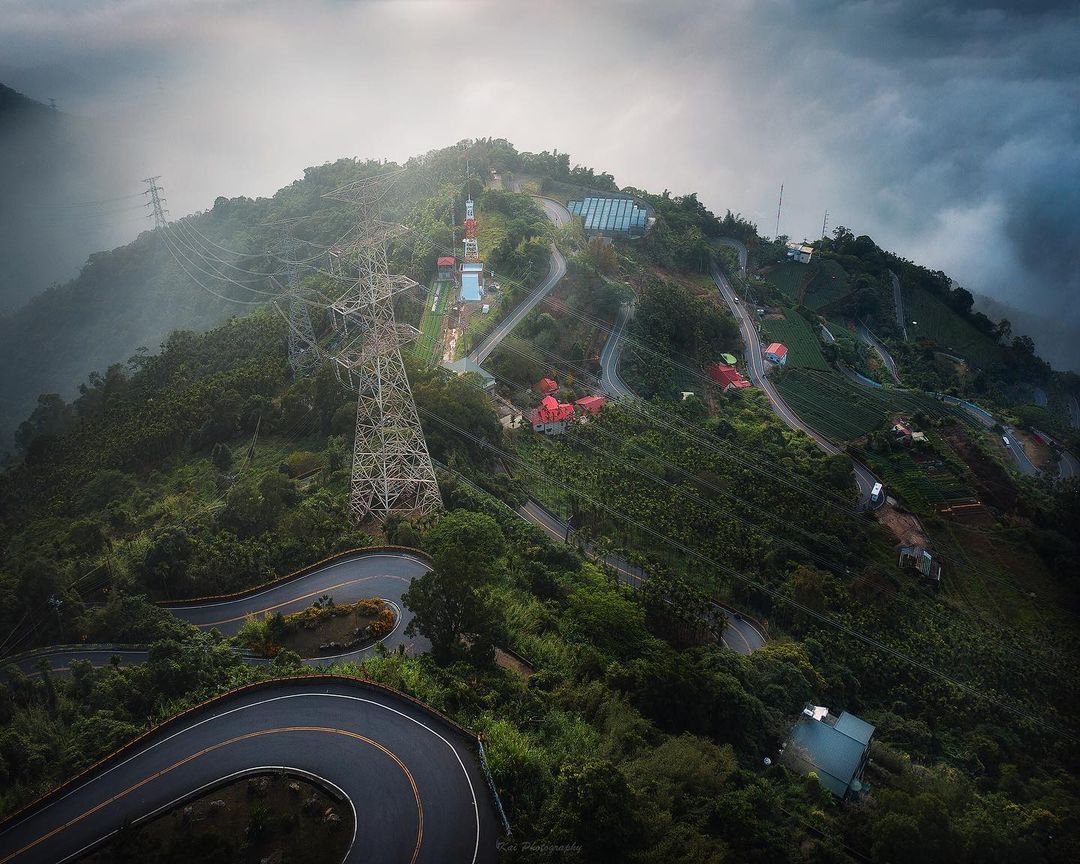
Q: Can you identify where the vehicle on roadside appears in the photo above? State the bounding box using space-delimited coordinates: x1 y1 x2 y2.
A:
1002 435 1011 447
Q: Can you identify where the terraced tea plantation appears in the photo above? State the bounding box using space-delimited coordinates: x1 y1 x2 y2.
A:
774 367 967 441
855 436 979 514
761 309 830 370
803 258 851 311
905 286 1005 369
763 258 851 311
762 261 807 303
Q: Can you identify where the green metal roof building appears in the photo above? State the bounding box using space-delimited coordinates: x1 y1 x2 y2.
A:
788 706 875 800
721 353 739 365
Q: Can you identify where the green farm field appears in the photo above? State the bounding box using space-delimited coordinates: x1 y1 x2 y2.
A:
803 258 851 310
761 309 830 370
906 286 1004 369
774 367 967 441
856 446 977 514
763 260 807 302
415 280 451 366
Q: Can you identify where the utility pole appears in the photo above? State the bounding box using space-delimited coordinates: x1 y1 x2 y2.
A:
775 183 783 240
821 209 829 240
322 172 442 522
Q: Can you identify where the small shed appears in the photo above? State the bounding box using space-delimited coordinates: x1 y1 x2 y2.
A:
441 357 495 392
898 545 942 584
575 395 607 416
437 256 456 281
786 242 815 264
537 377 559 396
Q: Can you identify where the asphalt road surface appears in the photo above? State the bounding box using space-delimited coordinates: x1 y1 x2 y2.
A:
599 301 634 398
0 678 498 864
939 396 1040 477
711 265 880 509
856 322 900 382
517 500 768 655
713 237 748 277
9 550 433 677
891 271 907 340
468 197 572 366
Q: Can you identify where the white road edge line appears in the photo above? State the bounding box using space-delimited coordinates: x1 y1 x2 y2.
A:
1 691 482 864
55 767 358 864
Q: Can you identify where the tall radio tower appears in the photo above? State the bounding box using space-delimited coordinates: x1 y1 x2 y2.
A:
322 172 441 521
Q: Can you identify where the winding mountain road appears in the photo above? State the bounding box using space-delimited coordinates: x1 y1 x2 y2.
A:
711 265 880 509
599 301 634 398
9 550 433 677
468 198 572 366
517 500 767 655
856 322 900 382
891 271 907 340
0 677 498 864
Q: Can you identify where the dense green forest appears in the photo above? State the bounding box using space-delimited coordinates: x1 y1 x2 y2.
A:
2 139 1079 862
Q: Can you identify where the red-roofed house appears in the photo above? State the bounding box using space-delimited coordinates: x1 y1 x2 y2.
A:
537 378 559 396
764 343 789 365
437 256 456 281
575 395 607 416
530 395 576 435
707 363 752 392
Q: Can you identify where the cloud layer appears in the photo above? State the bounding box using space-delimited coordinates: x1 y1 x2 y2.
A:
1 0 1077 367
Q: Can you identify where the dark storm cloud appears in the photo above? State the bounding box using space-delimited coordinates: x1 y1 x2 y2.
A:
0 0 1077 367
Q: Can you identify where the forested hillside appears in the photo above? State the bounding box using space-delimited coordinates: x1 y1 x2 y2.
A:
2 138 1079 863
0 138 528 453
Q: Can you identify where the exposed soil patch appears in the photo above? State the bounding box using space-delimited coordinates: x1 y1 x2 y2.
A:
875 502 930 548
939 425 1018 513
80 773 351 864
1012 428 1054 470
495 647 535 678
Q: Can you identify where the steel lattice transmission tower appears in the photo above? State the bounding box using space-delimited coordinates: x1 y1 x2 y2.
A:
323 171 442 522
279 230 320 377
144 176 169 229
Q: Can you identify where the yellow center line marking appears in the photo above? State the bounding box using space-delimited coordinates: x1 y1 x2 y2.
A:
1 726 423 864
194 575 409 627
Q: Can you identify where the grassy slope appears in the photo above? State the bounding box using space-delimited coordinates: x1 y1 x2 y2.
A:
906 286 1005 368
761 309 830 370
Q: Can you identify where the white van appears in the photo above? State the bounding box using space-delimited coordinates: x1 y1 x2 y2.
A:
1002 435 1010 447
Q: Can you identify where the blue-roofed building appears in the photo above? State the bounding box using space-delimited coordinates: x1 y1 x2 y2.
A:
567 196 650 237
460 262 483 303
787 705 875 800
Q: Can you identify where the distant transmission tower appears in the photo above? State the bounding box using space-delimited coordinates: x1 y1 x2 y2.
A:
279 230 319 377
144 176 169 230
322 172 442 521
821 209 830 240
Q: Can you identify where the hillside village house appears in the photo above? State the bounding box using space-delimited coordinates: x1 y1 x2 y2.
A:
764 343 789 365
787 705 875 800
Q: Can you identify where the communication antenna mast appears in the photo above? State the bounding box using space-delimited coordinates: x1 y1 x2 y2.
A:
322 171 442 521
821 209 830 240
775 183 784 240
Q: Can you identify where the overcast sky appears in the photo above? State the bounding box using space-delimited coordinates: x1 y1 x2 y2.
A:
2 0 1078 367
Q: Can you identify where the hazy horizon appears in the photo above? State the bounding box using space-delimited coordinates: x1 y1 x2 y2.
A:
2 0 1078 369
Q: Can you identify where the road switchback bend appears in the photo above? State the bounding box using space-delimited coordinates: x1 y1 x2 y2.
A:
8 550 435 677
0 677 499 864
